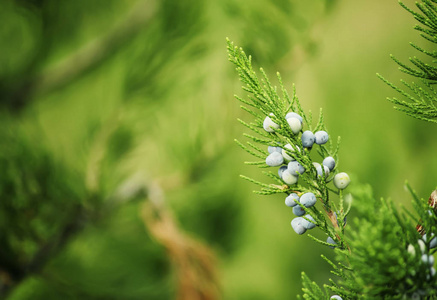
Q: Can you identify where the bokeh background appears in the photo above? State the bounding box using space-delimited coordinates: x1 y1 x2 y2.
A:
1 0 436 299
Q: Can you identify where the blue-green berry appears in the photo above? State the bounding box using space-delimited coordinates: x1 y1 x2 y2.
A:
421 254 435 266
285 112 303 123
291 217 306 235
282 169 298 185
333 172 350 189
263 114 280 132
430 237 436 249
323 156 336 171
330 296 342 300
428 254 435 266
302 214 316 229
315 163 330 178
423 233 437 249
287 117 302 134
421 254 429 265
268 146 282 154
278 165 288 177
418 239 426 253
293 205 305 216
315 130 329 145
288 161 305 175
282 144 299 161
266 152 284 167
300 192 317 207
407 244 416 257
301 130 315 148
285 193 299 207
327 237 336 248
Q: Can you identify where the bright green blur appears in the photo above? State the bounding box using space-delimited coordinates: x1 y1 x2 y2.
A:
1 0 434 299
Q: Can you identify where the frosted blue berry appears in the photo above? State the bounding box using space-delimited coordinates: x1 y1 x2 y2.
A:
330 296 342 300
278 165 288 177
288 161 305 175
327 237 336 248
282 144 299 161
315 163 330 178
423 233 437 249
291 217 306 235
292 205 305 216
268 146 282 154
421 254 428 264
418 239 426 253
287 117 302 134
266 152 284 167
285 112 303 123
263 114 280 133
429 255 435 266
407 244 416 257
302 214 316 229
430 236 437 249
421 254 435 266
285 193 299 207
300 192 317 207
314 130 329 145
282 169 298 185
323 156 336 171
333 172 350 189
301 130 315 148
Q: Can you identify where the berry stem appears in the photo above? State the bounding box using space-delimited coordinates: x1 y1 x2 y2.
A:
416 189 437 236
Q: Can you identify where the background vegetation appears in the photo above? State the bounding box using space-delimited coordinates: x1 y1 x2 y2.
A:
1 0 435 299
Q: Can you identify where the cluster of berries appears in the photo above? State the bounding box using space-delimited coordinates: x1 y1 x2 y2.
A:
423 233 437 249
263 111 351 237
267 146 303 185
407 234 437 280
263 112 350 189
286 193 317 235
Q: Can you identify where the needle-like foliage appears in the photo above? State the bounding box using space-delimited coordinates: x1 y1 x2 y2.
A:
379 0 437 123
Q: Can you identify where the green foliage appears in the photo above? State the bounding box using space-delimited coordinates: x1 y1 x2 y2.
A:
299 272 328 300
298 183 437 299
0 124 86 269
340 186 429 298
379 0 437 123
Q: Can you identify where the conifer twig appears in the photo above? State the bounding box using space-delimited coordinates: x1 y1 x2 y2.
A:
141 181 219 300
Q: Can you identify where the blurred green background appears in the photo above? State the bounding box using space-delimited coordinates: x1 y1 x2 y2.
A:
1 0 436 299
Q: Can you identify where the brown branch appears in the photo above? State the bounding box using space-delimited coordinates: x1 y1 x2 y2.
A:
141 182 220 300
416 190 437 235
